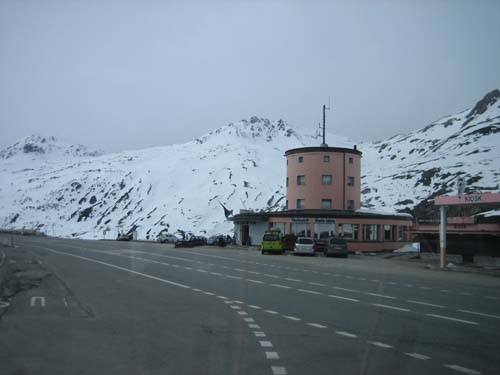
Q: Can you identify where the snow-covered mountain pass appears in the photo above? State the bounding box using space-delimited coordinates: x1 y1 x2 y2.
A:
1 90 499 239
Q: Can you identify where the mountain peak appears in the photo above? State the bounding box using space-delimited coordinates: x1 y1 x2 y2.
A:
466 89 500 119
0 134 102 159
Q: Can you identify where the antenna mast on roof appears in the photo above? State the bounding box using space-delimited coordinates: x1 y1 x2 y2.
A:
320 96 331 147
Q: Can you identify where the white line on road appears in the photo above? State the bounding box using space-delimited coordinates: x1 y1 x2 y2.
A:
203 291 215 296
405 353 431 360
457 310 500 320
247 279 264 284
0 300 10 308
230 305 241 309
335 331 357 338
265 310 279 315
217 296 228 300
37 247 192 290
259 341 273 347
226 275 241 279
308 282 326 286
254 332 266 337
244 318 255 322
426 314 478 325
30 296 46 307
365 293 396 299
248 305 261 309
248 271 260 275
271 366 288 375
328 294 359 302
307 323 327 329
332 286 360 293
368 341 392 348
248 324 261 329
282 315 301 321
271 284 291 289
265 352 280 359
407 300 445 308
372 303 410 312
444 364 481 375
297 289 321 295
233 300 244 304
284 278 301 282
484 296 499 300
237 311 248 315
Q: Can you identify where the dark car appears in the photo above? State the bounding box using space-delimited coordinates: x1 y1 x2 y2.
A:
324 237 348 257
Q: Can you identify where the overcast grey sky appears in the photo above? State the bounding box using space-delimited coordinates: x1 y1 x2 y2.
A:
1 0 499 152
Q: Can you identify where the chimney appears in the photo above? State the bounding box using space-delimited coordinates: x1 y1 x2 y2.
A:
353 145 357 150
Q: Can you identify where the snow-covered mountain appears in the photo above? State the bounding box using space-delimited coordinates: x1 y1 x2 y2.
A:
0 91 499 239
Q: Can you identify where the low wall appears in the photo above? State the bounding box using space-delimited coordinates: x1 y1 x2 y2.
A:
346 241 411 253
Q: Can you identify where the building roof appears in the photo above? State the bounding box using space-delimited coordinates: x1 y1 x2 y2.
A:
284 146 362 157
230 209 413 222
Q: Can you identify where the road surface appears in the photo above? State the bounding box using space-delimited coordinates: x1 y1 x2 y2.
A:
1 235 499 375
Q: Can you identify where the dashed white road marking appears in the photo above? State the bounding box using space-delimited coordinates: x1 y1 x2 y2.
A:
333 286 360 293
248 305 261 309
259 341 273 347
328 294 359 302
484 296 499 300
30 296 46 307
407 300 445 308
248 324 261 329
284 278 301 282
271 284 291 289
282 315 301 321
297 289 321 295
460 292 472 296
444 364 481 375
247 279 264 284
210 272 223 276
365 292 396 299
233 300 244 304
265 310 279 315
244 317 255 322
254 331 266 337
237 311 248 315
426 314 479 325
307 323 327 329
248 271 260 275
217 295 228 300
368 341 392 348
308 282 326 287
335 331 357 338
203 291 215 296
265 351 280 359
196 269 208 273
226 275 241 280
372 303 410 312
440 289 450 293
405 352 431 360
230 305 241 309
271 366 288 375
184 266 193 270
224 300 233 304
457 309 500 320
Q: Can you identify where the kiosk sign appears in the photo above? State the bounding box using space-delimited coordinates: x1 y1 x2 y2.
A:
435 192 500 206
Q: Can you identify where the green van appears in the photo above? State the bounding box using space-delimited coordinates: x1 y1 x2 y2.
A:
261 231 284 254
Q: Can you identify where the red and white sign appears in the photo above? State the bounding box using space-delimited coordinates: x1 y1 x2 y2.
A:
434 192 500 206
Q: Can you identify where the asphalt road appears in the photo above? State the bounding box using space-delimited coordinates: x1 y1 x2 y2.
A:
1 235 499 375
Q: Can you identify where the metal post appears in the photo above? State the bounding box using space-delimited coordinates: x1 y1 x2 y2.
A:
322 104 326 145
439 205 447 269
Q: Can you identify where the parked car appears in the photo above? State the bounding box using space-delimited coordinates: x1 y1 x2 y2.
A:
156 232 179 243
293 237 315 255
324 237 348 257
116 231 133 241
261 231 284 254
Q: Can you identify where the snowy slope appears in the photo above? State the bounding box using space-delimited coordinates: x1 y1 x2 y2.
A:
360 89 500 211
0 91 499 239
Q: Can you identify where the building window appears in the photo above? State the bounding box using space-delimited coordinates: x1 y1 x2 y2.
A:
298 156 304 163
296 199 305 209
322 175 332 185
340 224 359 240
291 222 311 237
398 226 406 241
285 200 288 210
347 200 355 210
297 175 305 185
314 222 336 239
363 224 378 240
323 155 330 162
347 176 355 186
349 157 353 164
321 199 332 209
384 225 392 240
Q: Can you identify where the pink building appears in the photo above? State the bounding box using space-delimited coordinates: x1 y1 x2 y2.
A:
232 144 413 252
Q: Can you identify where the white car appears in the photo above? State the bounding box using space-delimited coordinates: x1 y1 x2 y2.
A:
156 233 179 243
293 237 315 255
